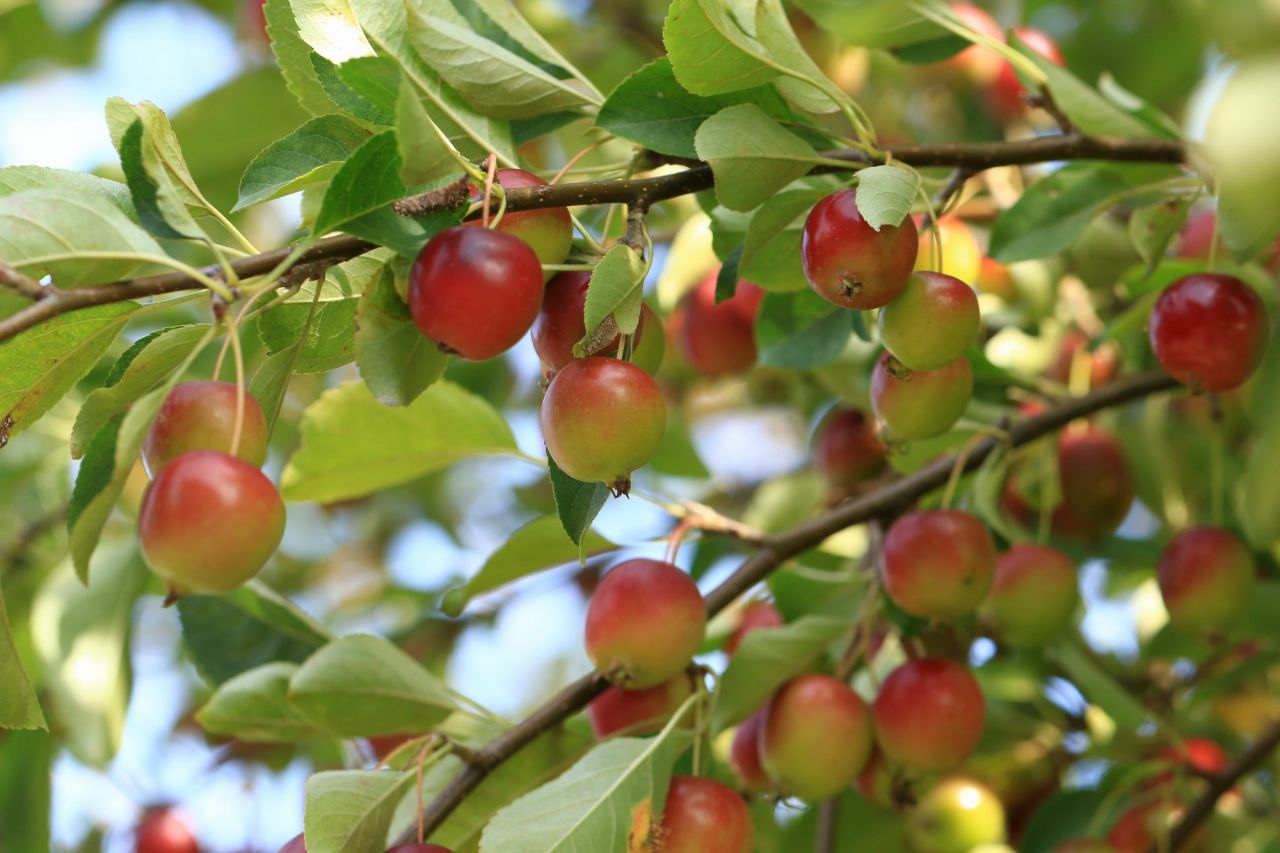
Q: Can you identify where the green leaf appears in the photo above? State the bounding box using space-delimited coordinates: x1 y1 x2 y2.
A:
892 35 970 64
354 264 448 406
989 163 1177 263
29 541 148 765
0 165 135 217
442 516 616 617
0 729 53 851
548 454 610 548
0 301 136 447
312 130 407 236
287 0 374 63
715 245 743 304
289 634 458 736
1097 73 1182 140
258 287 359 373
196 662 328 741
178 580 332 686
791 0 940 48
755 292 849 369
578 243 645 353
396 79 465 189
405 4 597 120
0 187 163 285
0 591 45 730
281 379 517 502
595 57 795 161
1016 35 1159 140
1050 640 1148 735
478 725 691 853
695 104 818 212
855 165 919 230
711 615 848 730
235 115 369 210
265 0 339 116
740 185 830 277
70 323 210 459
1127 197 1191 275
662 0 780 96
312 54 397 126
752 0 845 115
305 769 415 853
1016 788 1114 853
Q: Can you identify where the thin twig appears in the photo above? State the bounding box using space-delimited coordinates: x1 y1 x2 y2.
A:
391 370 1181 845
816 799 840 853
0 262 47 300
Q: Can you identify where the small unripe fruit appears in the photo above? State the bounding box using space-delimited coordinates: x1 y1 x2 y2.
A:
882 510 996 619
728 709 770 792
907 777 1006 853
135 806 198 853
759 674 873 800
674 273 764 376
1149 273 1268 392
814 407 887 487
870 352 972 441
658 776 753 853
982 544 1078 647
531 271 654 371
878 271 980 371
584 559 705 689
914 217 982 286
802 188 919 310
138 450 286 594
724 600 783 656
143 381 268 474
585 673 695 738
540 357 667 489
465 168 571 281
874 658 985 774
408 226 544 361
1157 527 1255 634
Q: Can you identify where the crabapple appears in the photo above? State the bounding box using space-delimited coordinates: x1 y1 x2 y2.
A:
134 806 198 853
987 27 1064 122
143 381 268 474
814 407 887 488
873 658 985 774
531 270 655 371
674 273 764 376
138 450 285 594
658 776 753 853
408 226 544 361
585 673 695 738
802 188 919 310
728 709 770 792
881 510 996 619
870 352 973 441
1157 527 1255 633
540 357 667 490
907 777 1006 853
277 834 307 853
982 544 1078 647
759 674 873 800
1005 426 1134 541
584 559 705 689
724 600 783 656
1149 273 1268 392
465 168 571 279
878 271 980 371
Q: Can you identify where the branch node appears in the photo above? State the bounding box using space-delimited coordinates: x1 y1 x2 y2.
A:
393 176 471 217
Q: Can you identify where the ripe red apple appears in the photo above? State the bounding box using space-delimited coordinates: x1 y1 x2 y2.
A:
585 673 695 738
987 26 1065 122
1149 273 1268 392
881 510 996 619
135 806 198 853
878 271 980 371
724 600 783 656
673 273 764 376
658 776 753 853
814 407 887 488
1157 527 1255 633
1045 330 1120 389
584 559 705 689
870 352 973 441
138 450 286 594
408 226 545 361
728 708 771 792
465 168 571 280
981 544 1078 647
540 357 667 490
802 188 919 310
914 216 982 286
531 270 656 371
906 777 1006 853
1006 425 1135 541
873 658 985 774
143 380 268 474
759 674 873 800
1151 737 1229 790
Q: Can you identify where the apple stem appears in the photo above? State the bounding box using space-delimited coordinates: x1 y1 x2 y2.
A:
549 139 608 186
481 153 497 229
224 307 247 459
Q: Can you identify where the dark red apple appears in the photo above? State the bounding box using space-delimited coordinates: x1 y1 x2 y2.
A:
813 407 887 488
135 806 198 853
1149 273 1268 392
465 167 571 279
802 188 919 310
658 776 753 853
673 272 764 377
873 658 985 774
